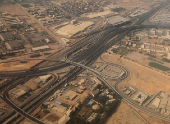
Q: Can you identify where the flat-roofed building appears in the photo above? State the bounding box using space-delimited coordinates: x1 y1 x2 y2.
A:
0 32 15 41
9 85 30 99
5 40 24 50
151 98 161 108
32 45 50 51
159 97 168 109
26 33 45 42
26 33 47 47
87 113 98 122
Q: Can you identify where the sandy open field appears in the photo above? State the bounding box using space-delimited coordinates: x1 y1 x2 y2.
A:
106 101 146 124
101 53 170 95
106 100 169 124
0 5 25 15
0 60 41 71
114 0 145 11
139 111 169 124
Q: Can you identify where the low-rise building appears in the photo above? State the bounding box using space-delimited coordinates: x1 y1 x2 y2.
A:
5 40 24 50
9 85 30 99
0 32 15 41
86 113 98 122
92 89 99 97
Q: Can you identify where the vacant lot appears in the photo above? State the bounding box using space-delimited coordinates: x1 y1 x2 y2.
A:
139 111 169 124
106 101 146 124
126 52 148 63
0 60 41 71
101 53 170 95
0 5 25 15
21 4 33 8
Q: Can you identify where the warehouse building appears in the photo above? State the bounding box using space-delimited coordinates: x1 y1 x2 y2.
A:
26 33 46 42
5 40 24 50
0 32 15 41
159 97 168 109
32 45 50 51
26 33 48 48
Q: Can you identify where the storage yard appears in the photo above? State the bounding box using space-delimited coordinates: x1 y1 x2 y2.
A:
56 21 94 38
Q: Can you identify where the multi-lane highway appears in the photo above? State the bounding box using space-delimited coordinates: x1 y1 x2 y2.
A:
1 1 170 123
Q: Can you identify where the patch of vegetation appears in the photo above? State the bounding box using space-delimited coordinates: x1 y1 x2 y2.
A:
111 7 125 12
21 4 33 8
112 47 133 57
46 114 59 122
162 58 170 63
146 53 156 58
95 95 109 105
67 116 90 124
147 57 164 64
67 90 121 124
0 0 5 3
19 93 31 101
147 57 157 62
61 103 70 108
148 62 170 71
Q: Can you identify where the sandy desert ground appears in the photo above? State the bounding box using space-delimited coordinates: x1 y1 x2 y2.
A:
101 53 170 95
106 101 147 124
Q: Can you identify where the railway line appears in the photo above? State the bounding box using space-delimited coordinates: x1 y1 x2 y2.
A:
1 1 170 123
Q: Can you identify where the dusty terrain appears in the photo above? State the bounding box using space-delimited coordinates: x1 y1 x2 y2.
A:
101 53 170 95
0 4 25 15
139 111 169 124
106 101 169 124
0 60 41 71
114 0 145 11
106 101 146 124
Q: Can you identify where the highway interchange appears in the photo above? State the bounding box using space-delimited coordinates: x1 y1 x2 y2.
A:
1 1 170 123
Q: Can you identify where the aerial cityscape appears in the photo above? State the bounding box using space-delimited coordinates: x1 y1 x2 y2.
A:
1 0 170 124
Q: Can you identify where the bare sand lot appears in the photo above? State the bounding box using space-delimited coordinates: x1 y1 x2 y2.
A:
0 60 41 71
101 53 170 95
0 5 25 15
114 0 145 11
106 101 146 124
126 52 148 63
106 100 169 124
139 111 169 124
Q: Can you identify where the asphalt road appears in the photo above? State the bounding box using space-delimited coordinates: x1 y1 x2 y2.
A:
1 1 170 123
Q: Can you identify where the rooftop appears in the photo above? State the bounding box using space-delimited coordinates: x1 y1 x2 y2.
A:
26 33 45 42
5 40 23 50
0 32 15 41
